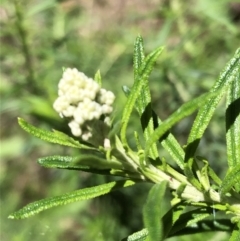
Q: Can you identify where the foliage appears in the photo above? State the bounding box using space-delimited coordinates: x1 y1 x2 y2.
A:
8 36 240 240
1 1 240 240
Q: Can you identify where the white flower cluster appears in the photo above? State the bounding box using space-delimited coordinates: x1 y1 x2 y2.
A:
53 68 115 141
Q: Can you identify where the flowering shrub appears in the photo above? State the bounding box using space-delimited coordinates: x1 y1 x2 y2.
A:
9 36 240 241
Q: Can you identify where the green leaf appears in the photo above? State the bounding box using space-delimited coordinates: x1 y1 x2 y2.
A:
169 207 213 236
184 159 202 190
207 166 222 186
18 118 92 149
123 87 185 169
230 222 240 241
159 203 185 238
226 71 240 168
171 219 232 236
120 45 164 146
38 153 123 170
8 180 136 219
145 91 218 159
195 156 221 186
186 48 240 160
124 37 185 167
143 181 168 241
132 36 159 159
220 164 240 196
156 117 185 169
170 204 185 225
195 157 210 191
38 155 144 179
133 35 145 79
38 155 112 175
122 229 148 241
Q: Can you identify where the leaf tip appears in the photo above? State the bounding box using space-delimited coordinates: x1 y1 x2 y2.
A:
8 214 16 219
17 117 23 123
37 158 43 165
17 117 26 128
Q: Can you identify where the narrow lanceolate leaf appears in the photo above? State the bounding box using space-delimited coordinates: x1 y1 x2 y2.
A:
171 219 232 236
122 229 148 241
133 36 160 159
220 164 240 196
169 208 212 236
184 159 202 190
207 166 222 186
143 181 168 241
156 116 185 169
18 118 92 149
39 155 143 179
169 204 185 226
186 48 240 159
38 154 123 170
133 35 145 79
226 72 240 168
120 46 164 146
145 91 218 159
124 37 184 167
158 203 185 238
38 155 121 175
122 87 185 169
161 135 185 169
196 157 210 191
8 180 136 219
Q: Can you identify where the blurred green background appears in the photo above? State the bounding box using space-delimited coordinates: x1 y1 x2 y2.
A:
1 0 239 240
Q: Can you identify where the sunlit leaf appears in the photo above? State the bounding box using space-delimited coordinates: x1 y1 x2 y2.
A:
122 229 148 241
120 45 164 146
184 159 202 190
220 164 240 196
8 180 136 219
171 219 232 236
123 35 185 167
18 118 93 149
38 155 113 175
169 208 212 236
123 86 185 169
195 157 210 191
157 117 185 169
132 36 159 159
143 181 168 241
226 72 240 168
38 153 123 170
145 91 219 159
159 203 185 238
207 166 222 186
186 48 240 160
133 35 145 79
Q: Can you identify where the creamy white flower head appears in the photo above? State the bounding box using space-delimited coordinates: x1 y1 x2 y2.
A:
68 120 82 137
53 68 115 141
